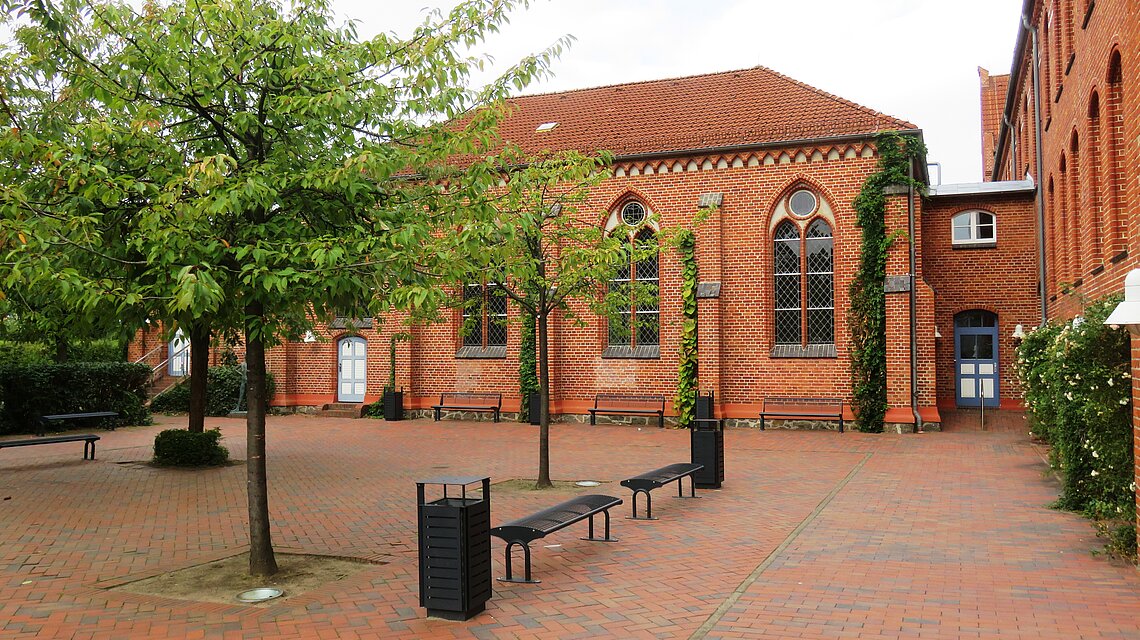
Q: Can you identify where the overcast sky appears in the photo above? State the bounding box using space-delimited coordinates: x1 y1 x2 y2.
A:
335 0 1025 185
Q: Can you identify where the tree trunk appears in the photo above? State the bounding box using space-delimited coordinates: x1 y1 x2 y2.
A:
187 323 210 433
244 303 278 576
536 307 552 489
53 334 68 363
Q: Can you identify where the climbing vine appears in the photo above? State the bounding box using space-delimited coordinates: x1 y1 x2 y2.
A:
518 311 539 422
848 131 926 432
675 229 699 428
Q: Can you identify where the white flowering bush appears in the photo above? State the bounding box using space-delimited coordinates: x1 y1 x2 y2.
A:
1016 294 1136 558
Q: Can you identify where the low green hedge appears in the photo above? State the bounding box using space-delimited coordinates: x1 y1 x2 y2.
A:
0 339 127 366
150 365 276 416
153 428 229 466
0 362 151 434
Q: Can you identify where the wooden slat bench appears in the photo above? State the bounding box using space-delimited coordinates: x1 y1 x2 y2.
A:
0 434 101 460
759 397 845 432
38 411 119 436
620 462 703 520
588 393 666 428
431 392 502 423
489 493 622 583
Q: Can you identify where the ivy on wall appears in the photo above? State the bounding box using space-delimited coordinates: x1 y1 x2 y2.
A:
518 311 539 422
675 229 698 428
848 131 926 432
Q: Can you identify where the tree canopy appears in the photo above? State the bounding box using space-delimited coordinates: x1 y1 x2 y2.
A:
1 0 572 574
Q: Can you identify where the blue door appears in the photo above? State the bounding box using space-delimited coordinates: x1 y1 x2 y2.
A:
955 311 999 408
337 337 367 403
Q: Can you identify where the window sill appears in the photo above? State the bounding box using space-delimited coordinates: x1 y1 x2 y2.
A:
330 317 374 330
455 346 506 359
771 344 836 359
951 242 997 250
602 345 660 359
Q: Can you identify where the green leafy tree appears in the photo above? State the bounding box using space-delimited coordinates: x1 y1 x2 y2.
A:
464 149 659 488
2 0 569 574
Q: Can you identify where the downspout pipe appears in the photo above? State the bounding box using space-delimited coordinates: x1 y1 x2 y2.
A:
1023 12 1049 326
908 161 922 431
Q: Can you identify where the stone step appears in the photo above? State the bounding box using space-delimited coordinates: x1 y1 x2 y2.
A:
319 403 365 419
321 410 364 419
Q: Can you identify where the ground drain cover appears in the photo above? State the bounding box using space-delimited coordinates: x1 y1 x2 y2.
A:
236 588 283 603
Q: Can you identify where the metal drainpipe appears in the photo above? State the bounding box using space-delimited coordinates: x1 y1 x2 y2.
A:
908 161 922 431
1023 13 1049 326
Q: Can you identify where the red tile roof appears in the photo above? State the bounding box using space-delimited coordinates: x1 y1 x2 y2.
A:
497 66 917 157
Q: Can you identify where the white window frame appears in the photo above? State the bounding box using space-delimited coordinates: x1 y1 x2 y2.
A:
951 210 997 246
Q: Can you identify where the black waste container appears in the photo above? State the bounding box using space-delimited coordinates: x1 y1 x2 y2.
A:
383 389 404 421
528 393 541 425
695 391 715 420
690 418 724 489
417 476 492 620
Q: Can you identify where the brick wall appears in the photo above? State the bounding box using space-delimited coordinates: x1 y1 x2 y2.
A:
979 68 1011 179
922 194 1040 409
243 140 940 426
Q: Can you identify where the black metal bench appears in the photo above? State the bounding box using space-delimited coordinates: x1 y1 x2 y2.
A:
432 392 502 422
588 393 666 428
489 493 622 583
0 434 101 460
759 397 844 432
620 462 703 520
38 411 120 436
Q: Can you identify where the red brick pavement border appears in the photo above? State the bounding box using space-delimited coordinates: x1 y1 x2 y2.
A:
0 410 1136 639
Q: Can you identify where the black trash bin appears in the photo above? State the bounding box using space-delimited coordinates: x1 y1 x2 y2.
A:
383 389 404 421
695 390 715 420
528 393 541 426
691 393 724 489
416 476 492 620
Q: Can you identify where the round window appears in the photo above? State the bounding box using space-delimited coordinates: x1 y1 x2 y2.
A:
788 189 818 217
621 201 646 226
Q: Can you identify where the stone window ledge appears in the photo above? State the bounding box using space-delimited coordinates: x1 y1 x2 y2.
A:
455 345 507 359
602 345 660 359
771 344 837 359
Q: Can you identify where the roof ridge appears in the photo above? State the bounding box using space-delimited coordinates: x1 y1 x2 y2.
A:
510 65 770 100
751 65 916 130
508 64 916 130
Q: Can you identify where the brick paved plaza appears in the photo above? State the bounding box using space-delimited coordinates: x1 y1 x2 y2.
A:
1 411 1139 639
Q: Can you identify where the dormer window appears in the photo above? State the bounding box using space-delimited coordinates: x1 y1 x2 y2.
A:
951 210 997 247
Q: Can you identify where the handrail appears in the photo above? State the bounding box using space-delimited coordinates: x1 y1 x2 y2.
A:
133 343 166 364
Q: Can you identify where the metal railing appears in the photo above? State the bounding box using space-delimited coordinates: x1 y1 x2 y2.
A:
133 341 191 395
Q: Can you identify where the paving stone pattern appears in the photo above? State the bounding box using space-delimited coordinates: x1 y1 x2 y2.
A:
0 410 1137 639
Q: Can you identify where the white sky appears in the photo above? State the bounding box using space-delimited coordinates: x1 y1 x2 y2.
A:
335 0 1025 185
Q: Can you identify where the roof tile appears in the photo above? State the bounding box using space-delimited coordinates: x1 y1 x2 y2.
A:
497 66 917 157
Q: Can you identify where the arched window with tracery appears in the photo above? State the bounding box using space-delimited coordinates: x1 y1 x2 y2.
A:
773 221 802 346
772 188 834 356
605 201 659 357
805 220 835 345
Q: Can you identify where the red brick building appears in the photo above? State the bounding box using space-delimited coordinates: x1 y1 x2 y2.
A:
132 60 1050 433
134 1 1135 442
